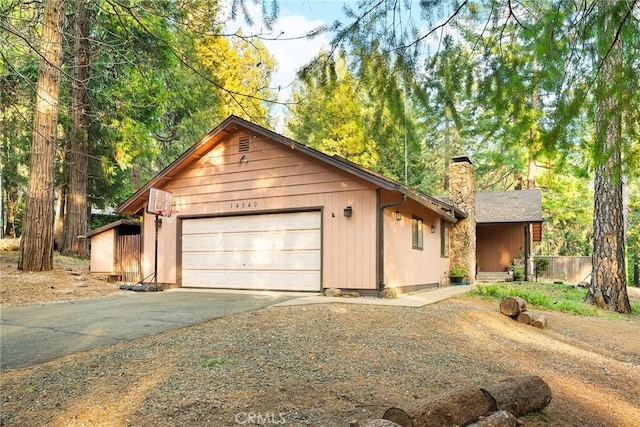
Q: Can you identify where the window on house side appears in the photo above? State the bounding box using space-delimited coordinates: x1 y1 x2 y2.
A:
412 217 423 250
440 219 449 257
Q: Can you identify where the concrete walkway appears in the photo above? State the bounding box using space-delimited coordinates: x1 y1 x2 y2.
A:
271 284 473 308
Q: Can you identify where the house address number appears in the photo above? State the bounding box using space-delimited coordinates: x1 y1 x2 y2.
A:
230 200 258 209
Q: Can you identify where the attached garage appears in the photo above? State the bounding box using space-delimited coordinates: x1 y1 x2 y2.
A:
180 211 321 291
118 115 463 295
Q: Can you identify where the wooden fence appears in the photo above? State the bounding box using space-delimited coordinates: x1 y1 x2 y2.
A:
117 234 141 283
536 256 592 283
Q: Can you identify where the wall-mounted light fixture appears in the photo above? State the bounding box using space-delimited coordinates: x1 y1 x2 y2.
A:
239 154 248 163
395 211 402 221
343 206 352 218
431 225 437 233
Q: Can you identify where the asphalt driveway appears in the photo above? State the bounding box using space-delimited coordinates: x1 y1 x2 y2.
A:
0 290 294 371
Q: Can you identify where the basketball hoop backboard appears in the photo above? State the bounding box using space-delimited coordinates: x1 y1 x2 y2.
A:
146 188 173 215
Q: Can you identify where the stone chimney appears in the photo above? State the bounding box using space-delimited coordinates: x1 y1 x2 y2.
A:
449 156 476 284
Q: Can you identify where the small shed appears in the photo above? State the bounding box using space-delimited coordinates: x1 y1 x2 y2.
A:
87 219 141 282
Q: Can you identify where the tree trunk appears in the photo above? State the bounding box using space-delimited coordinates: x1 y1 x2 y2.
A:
383 389 496 427
585 3 631 314
481 375 552 417
499 297 527 317
59 0 90 258
54 183 66 248
18 0 65 271
527 63 538 191
5 188 18 238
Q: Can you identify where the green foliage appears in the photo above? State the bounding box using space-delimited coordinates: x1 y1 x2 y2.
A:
537 168 593 256
200 356 238 368
472 284 552 307
287 53 379 170
508 263 525 281
534 258 549 278
1 0 279 234
449 267 467 278
470 281 638 318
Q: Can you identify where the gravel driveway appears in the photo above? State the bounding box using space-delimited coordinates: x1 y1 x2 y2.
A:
2 296 639 427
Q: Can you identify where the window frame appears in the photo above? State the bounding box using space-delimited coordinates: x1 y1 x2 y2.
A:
440 218 449 257
412 216 424 250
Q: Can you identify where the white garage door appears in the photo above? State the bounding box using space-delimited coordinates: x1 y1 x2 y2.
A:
181 211 321 291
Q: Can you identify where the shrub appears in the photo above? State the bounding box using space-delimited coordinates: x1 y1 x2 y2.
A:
535 258 550 279
450 267 468 278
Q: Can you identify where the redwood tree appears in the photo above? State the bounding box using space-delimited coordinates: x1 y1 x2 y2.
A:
18 0 65 271
59 0 90 258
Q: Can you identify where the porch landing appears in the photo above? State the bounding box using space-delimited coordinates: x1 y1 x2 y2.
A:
476 271 513 284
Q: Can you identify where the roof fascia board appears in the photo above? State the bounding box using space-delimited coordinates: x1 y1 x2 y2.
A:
398 186 461 223
117 115 462 220
117 117 236 214
86 219 140 237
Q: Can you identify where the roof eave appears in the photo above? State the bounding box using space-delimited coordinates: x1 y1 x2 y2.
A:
117 115 462 221
398 186 462 223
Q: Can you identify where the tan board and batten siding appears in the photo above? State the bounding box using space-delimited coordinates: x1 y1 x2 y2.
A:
89 229 115 274
476 223 523 272
143 131 379 291
131 117 458 292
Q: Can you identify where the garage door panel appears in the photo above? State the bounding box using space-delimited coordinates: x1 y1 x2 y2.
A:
182 211 320 235
182 230 321 251
182 270 320 291
181 211 321 291
182 250 320 270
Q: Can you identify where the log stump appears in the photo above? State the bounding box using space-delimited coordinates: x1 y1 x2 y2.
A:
499 297 527 317
383 389 497 427
467 410 518 427
532 316 547 329
516 311 534 325
481 375 552 417
351 420 403 427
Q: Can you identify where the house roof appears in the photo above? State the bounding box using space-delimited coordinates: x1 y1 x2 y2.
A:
117 115 463 223
475 189 543 223
86 219 140 238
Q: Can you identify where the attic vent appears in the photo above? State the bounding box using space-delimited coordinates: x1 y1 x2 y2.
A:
238 136 250 153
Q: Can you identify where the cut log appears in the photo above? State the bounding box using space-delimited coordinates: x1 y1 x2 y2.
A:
352 420 403 427
481 375 552 417
467 410 518 427
516 311 534 325
499 297 527 317
383 389 497 427
532 316 547 329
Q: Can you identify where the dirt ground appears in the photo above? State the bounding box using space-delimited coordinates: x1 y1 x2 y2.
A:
0 250 124 307
1 249 639 426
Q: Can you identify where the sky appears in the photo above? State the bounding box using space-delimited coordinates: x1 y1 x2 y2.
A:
223 1 353 124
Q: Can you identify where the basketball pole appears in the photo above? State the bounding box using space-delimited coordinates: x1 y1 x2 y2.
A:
154 213 161 290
